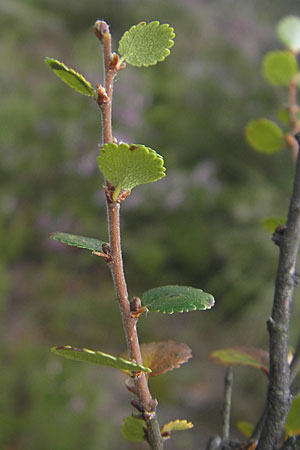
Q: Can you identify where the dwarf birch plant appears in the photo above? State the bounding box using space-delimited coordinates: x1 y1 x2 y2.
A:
45 20 215 450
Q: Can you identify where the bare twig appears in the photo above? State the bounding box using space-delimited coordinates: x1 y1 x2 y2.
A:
94 20 114 143
94 20 163 450
221 368 234 444
257 140 300 449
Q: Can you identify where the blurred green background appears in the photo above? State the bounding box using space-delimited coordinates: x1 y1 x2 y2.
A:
1 1 300 449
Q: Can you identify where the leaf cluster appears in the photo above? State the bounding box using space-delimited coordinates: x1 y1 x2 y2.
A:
245 16 300 154
45 22 176 198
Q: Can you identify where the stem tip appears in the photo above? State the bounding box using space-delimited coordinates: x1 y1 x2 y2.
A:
94 20 110 41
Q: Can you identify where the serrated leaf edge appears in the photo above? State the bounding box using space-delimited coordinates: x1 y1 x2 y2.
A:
118 21 175 67
121 416 146 442
140 285 215 314
161 419 194 434
97 142 166 194
121 340 192 377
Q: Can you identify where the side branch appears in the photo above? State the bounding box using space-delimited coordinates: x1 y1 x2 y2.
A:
257 141 300 449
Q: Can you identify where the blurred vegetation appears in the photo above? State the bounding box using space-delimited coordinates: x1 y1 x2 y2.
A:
1 0 300 449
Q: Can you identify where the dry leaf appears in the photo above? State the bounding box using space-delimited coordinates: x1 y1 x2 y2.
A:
121 340 192 377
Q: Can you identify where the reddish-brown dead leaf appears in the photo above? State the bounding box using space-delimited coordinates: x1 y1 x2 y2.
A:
121 340 192 377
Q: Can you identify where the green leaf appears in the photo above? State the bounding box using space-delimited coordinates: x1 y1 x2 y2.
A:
276 108 300 125
121 416 193 442
277 16 300 52
118 21 175 67
236 421 254 439
245 119 284 153
121 416 146 442
209 346 269 372
262 51 298 86
161 419 193 434
261 216 286 233
45 57 96 97
277 108 290 125
51 346 151 374
49 232 107 253
140 285 215 314
97 143 166 200
285 394 300 436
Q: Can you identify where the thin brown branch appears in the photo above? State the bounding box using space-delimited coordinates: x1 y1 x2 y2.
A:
257 142 300 449
94 20 115 143
94 20 163 450
107 203 163 449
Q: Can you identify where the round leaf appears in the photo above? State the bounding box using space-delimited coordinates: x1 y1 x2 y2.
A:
245 119 284 153
121 416 145 442
97 143 165 197
45 57 96 97
276 16 300 52
120 340 192 377
140 285 215 314
209 346 269 372
49 232 107 252
118 21 175 67
262 51 298 86
51 346 151 374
